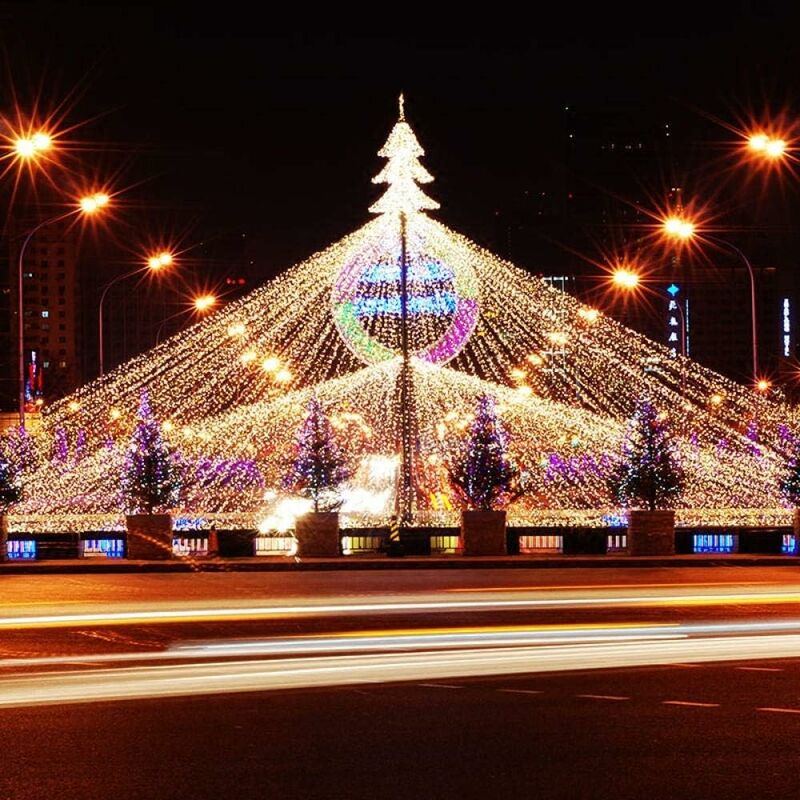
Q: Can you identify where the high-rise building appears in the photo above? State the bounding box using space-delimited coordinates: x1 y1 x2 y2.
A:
0 218 83 412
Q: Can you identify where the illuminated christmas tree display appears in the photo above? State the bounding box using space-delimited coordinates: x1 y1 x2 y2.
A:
610 399 685 511
120 391 181 514
283 397 350 512
11 96 798 529
449 394 521 511
0 439 21 509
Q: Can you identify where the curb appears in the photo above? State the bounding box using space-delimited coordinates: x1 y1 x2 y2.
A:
0 555 798 574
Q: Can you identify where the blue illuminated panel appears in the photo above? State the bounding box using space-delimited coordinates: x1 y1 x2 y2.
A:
83 538 125 558
7 539 36 560
693 533 734 553
782 534 797 555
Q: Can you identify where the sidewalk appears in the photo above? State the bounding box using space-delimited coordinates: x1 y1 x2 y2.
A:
1 553 798 573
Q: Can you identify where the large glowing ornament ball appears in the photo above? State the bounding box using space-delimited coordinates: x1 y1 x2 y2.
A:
332 250 480 365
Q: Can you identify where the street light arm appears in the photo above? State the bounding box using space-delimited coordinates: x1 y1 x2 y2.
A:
98 266 148 377
704 234 759 382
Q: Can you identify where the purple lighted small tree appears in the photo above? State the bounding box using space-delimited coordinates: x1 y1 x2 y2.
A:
283 397 349 512
449 394 520 511
121 391 181 514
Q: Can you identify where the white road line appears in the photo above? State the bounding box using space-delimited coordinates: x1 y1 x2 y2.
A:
736 666 783 672
497 689 543 695
577 694 629 701
417 683 462 689
662 700 720 708
757 707 800 715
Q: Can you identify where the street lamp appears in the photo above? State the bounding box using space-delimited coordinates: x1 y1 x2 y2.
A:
746 132 787 161
661 215 759 386
154 293 217 345
612 268 641 289
16 192 112 427
13 130 53 161
99 251 174 376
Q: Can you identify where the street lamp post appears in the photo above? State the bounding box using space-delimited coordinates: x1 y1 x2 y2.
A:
16 192 110 427
611 267 686 395
154 294 217 346
98 251 174 376
705 235 759 384
661 216 759 384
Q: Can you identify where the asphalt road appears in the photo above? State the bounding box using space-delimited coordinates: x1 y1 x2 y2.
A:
2 659 800 800
3 567 800 798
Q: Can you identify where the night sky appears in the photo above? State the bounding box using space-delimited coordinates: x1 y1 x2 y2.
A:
0 2 798 281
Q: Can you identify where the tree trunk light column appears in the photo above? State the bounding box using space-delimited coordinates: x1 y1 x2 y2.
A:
398 211 414 526
461 510 507 556
627 510 675 556
295 512 340 557
125 514 174 559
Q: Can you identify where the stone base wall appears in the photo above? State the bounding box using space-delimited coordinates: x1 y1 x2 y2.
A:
461 510 507 556
627 510 675 555
125 514 174 560
296 513 340 558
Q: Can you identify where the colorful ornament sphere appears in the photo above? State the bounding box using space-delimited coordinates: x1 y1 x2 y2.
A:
332 245 479 366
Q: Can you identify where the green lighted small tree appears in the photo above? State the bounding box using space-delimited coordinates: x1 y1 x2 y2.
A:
283 397 349 512
449 394 521 510
610 399 684 511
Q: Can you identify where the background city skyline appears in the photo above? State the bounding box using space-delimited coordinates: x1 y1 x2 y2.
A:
0 1 798 404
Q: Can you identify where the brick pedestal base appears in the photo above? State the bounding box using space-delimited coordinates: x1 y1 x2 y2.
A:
295 512 340 558
125 514 173 559
627 510 675 556
461 510 507 556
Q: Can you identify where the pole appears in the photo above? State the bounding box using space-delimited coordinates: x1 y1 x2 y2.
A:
98 268 148 376
399 211 414 525
17 211 73 427
707 235 758 384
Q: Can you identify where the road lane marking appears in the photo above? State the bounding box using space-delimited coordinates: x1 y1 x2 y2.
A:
736 666 783 672
5 592 800 629
417 682 462 689
448 581 780 593
577 694 629 701
757 707 800 714
497 689 543 695
662 700 720 708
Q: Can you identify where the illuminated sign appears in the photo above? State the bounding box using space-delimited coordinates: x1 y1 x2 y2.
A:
783 298 791 357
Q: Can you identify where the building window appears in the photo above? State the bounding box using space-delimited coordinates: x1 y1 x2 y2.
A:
41 310 49 318
43 361 50 368
59 324 65 331
58 337 66 343
59 361 66 368
40 260 48 268
57 260 65 267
